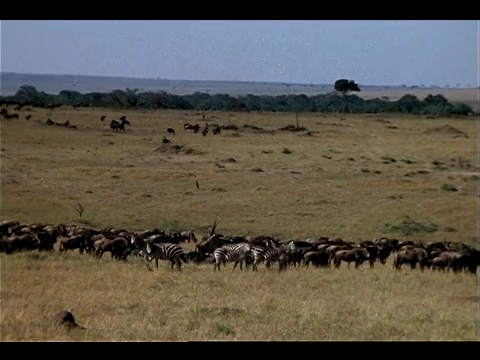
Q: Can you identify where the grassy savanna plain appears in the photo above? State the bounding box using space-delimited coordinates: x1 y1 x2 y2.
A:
0 104 479 341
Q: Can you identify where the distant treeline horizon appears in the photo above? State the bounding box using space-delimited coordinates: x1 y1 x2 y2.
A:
0 84 474 116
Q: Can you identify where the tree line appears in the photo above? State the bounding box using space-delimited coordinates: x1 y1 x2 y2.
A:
0 81 474 116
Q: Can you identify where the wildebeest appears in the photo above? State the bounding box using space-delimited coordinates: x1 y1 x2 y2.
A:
392 247 429 271
59 232 92 254
110 119 129 132
0 233 37 253
110 120 121 131
184 123 200 133
3 113 19 119
93 236 130 260
178 230 198 243
202 123 209 136
167 127 175 135
100 115 106 121
35 229 59 251
212 124 221 135
333 248 370 269
303 250 330 268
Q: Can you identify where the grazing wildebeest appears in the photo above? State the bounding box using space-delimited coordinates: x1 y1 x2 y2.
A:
202 123 209 136
185 250 210 264
171 230 197 243
303 250 330 268
110 118 129 132
100 115 106 121
212 124 221 135
195 234 225 257
110 120 121 131
184 123 200 133
1 233 38 253
167 127 175 135
446 249 480 273
333 248 370 269
59 235 86 254
93 236 130 260
4 113 19 119
35 229 59 251
392 247 429 271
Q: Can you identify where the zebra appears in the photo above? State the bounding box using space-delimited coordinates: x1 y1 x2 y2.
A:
143 239 187 271
251 245 290 272
213 242 252 272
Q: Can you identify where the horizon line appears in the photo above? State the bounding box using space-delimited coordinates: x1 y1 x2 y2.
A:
1 71 473 90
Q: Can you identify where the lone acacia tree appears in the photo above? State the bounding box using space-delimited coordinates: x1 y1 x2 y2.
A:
334 79 361 112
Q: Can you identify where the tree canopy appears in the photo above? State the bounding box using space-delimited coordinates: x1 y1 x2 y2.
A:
334 79 361 94
334 79 362 112
0 84 474 116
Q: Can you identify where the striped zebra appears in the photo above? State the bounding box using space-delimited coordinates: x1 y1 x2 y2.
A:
251 245 290 272
213 243 252 272
144 240 187 271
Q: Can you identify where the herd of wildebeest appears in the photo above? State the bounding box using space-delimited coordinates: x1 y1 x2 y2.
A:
1 106 223 139
1 218 479 274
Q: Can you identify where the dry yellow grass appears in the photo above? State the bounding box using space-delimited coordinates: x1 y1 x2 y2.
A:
0 105 479 341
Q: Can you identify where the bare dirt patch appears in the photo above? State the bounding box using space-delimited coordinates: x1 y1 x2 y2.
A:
423 125 468 138
153 143 203 155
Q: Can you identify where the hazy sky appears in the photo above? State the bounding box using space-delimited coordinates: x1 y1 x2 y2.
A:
1 20 478 87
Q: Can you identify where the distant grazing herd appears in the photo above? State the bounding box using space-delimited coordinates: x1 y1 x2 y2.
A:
1 104 223 138
1 219 479 275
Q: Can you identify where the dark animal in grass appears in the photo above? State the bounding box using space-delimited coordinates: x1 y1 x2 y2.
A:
93 236 130 260
333 248 370 269
303 250 330 268
53 310 86 330
392 247 429 271
184 123 200 133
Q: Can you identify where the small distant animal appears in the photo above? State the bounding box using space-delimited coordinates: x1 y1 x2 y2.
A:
100 115 106 121
167 128 175 135
202 123 209 136
212 124 221 135
110 120 121 131
25 115 32 120
184 123 200 133
110 119 129 132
